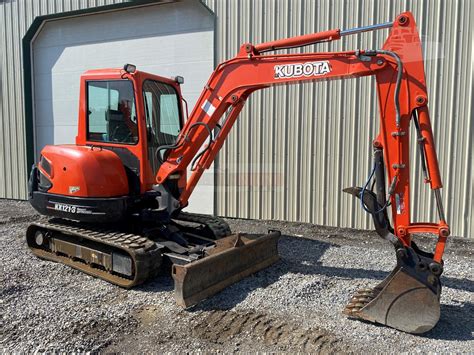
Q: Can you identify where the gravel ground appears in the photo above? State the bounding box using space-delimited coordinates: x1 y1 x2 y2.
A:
1 199 473 353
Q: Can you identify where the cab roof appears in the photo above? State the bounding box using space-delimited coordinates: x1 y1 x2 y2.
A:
81 67 179 87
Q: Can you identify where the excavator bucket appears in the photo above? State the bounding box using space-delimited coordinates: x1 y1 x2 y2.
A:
343 247 441 333
343 187 442 334
173 231 280 307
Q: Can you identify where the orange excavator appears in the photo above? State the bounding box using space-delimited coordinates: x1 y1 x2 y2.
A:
27 12 449 334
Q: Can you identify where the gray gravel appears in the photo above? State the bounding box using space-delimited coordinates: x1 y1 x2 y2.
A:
1 199 473 353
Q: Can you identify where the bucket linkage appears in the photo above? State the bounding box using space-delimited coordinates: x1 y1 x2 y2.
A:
343 184 443 334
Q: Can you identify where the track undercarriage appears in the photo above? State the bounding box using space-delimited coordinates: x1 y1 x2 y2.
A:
26 213 280 306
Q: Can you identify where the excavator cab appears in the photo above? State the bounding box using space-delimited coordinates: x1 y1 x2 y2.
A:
29 66 188 220
77 66 187 197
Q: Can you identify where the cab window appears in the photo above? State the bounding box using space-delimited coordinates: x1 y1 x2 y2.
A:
143 80 181 171
87 80 138 144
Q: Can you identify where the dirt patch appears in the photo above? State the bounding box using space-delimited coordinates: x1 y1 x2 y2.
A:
191 310 349 353
133 305 162 327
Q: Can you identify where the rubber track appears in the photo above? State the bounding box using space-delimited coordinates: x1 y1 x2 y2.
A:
26 219 163 288
174 212 231 239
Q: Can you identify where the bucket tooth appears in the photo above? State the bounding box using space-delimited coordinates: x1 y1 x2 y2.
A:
343 247 442 334
173 231 280 307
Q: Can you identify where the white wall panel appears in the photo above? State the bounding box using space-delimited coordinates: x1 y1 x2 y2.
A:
32 0 214 213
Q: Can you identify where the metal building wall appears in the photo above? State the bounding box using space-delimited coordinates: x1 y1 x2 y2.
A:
0 0 134 200
203 0 473 237
1 0 472 237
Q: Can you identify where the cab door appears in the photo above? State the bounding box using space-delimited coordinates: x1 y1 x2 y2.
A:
142 80 182 175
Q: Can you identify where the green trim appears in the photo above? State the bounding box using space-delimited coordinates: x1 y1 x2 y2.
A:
22 0 192 174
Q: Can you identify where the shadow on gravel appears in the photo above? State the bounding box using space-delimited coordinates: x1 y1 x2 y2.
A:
187 234 473 341
422 302 474 341
135 275 174 293
186 234 333 311
441 277 474 293
189 234 368 311
279 234 474 293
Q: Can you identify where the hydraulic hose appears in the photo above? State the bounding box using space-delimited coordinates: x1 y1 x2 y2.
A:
156 122 214 168
366 49 403 127
360 49 403 214
360 162 391 214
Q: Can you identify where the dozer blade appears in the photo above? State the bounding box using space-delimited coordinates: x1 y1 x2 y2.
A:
344 247 442 334
172 231 280 307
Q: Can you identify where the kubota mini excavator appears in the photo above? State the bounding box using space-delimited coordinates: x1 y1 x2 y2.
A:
27 12 450 334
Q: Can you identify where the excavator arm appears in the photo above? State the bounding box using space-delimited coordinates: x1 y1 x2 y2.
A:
158 12 450 333
158 12 449 259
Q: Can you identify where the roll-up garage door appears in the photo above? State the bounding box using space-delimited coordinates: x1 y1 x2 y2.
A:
32 0 214 213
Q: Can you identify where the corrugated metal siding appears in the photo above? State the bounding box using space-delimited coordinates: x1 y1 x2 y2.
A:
0 0 132 199
203 0 473 237
1 0 472 237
